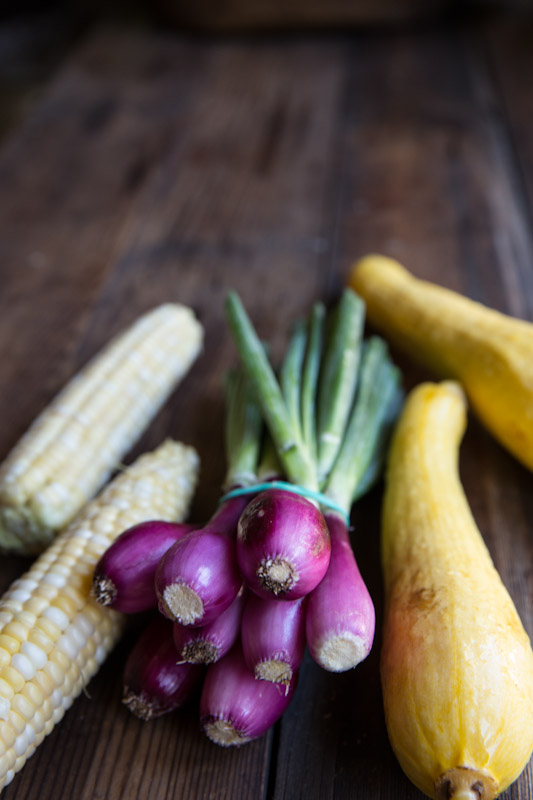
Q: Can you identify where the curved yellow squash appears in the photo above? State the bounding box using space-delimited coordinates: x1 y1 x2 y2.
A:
349 255 533 470
381 381 533 800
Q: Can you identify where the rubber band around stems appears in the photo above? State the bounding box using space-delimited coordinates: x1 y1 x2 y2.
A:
219 480 350 525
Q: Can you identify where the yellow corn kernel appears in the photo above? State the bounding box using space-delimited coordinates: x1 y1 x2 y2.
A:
0 680 14 704
0 439 199 790
33 671 54 698
0 638 18 657
20 683 44 710
0 303 203 554
10 695 34 723
0 669 24 695
0 724 15 750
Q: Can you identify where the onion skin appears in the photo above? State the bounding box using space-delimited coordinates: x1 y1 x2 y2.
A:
173 588 245 664
305 511 375 672
236 489 330 600
122 616 203 720
92 520 196 613
155 496 248 627
241 593 306 685
200 642 297 746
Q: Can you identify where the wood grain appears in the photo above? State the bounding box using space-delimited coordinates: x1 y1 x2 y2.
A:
0 18 532 800
0 27 345 800
270 22 533 800
482 17 533 232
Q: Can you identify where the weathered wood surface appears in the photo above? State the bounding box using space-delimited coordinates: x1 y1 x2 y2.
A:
0 17 532 799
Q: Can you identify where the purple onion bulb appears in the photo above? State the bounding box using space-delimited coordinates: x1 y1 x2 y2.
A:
236 489 331 600
173 588 245 664
241 593 306 686
305 512 375 672
155 496 248 627
122 616 203 720
92 521 196 613
200 642 297 747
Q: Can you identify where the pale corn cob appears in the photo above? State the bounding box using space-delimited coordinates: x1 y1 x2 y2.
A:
0 303 203 555
0 438 199 791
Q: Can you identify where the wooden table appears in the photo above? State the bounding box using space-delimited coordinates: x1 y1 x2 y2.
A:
0 15 532 799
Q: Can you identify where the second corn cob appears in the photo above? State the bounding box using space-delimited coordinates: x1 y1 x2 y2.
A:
0 303 203 555
0 438 199 791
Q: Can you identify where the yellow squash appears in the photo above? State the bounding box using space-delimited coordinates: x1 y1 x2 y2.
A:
381 381 533 800
349 255 533 470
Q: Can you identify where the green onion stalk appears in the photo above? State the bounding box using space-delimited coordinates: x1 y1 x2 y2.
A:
225 289 403 670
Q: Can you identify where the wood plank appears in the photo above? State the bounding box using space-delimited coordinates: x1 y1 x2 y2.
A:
482 16 533 234
0 14 77 140
0 30 210 459
0 27 347 800
271 24 533 800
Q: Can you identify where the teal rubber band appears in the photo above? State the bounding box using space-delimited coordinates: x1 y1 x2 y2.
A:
219 480 350 525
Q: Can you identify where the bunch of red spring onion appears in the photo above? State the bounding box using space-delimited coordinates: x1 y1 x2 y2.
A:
91 288 403 746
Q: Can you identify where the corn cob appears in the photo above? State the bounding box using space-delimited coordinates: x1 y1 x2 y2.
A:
0 303 203 555
0 438 199 791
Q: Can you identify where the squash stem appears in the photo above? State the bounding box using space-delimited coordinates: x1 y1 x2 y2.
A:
452 793 479 800
435 763 498 800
